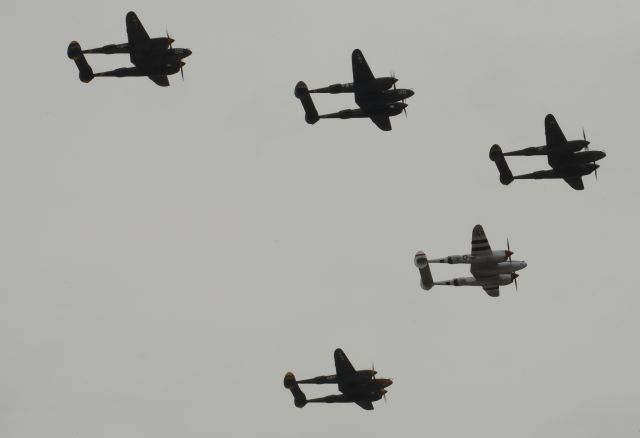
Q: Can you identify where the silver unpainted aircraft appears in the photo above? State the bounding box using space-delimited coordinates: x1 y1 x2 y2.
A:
414 225 527 297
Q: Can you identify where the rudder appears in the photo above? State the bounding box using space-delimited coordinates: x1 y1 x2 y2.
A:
489 145 513 185
283 372 307 408
294 81 319 124
67 41 94 83
414 252 434 290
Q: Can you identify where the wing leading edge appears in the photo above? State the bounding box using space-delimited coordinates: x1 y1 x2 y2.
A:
351 49 375 85
334 348 356 377
355 400 374 410
544 114 568 149
126 11 150 46
471 224 492 257
149 75 170 87
563 176 584 190
370 116 391 131
482 286 500 297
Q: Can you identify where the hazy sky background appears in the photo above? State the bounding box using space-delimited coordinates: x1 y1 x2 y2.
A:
1 1 639 437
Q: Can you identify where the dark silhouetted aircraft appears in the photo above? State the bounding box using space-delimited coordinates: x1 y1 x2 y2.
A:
490 114 606 190
67 11 192 87
283 348 392 410
294 49 414 131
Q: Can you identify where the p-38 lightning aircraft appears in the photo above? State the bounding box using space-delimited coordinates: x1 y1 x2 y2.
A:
284 348 392 411
67 11 192 87
490 114 606 190
414 225 527 297
294 49 414 131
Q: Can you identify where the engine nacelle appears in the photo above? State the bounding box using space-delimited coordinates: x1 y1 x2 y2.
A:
566 139 589 153
310 83 354 93
337 109 358 119
374 77 398 91
445 254 468 264
428 254 472 264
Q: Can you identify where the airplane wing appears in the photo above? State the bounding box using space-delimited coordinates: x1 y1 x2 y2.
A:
471 224 492 257
355 400 374 411
544 114 568 149
482 286 500 297
352 49 375 85
148 75 170 87
370 116 391 131
126 11 150 46
563 176 584 190
334 348 356 377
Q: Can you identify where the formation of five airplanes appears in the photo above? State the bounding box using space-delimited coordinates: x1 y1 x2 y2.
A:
67 11 608 412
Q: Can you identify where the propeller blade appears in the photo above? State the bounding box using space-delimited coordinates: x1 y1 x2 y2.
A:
166 29 174 48
181 66 184 80
515 277 518 291
583 127 589 150
383 393 387 404
507 238 512 262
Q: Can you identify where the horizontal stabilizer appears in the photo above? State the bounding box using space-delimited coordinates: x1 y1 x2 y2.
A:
283 372 307 408
294 81 319 124
414 252 434 290
489 145 513 185
67 41 94 83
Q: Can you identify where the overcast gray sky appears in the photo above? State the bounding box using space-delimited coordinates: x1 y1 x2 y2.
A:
1 1 639 437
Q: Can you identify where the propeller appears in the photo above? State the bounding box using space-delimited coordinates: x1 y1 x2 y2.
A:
583 127 598 179
166 29 184 80
506 238 513 262
166 29 174 48
392 82 408 118
507 239 518 290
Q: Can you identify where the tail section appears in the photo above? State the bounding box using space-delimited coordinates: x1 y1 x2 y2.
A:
294 81 319 124
283 372 307 408
489 145 513 185
414 252 434 290
67 41 94 83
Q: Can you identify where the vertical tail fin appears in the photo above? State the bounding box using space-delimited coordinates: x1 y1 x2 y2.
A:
489 145 514 185
294 81 319 124
283 372 307 408
67 41 94 83
414 252 434 290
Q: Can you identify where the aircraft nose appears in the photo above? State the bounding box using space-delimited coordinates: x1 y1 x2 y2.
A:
405 89 415 98
522 261 527 269
182 49 192 58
